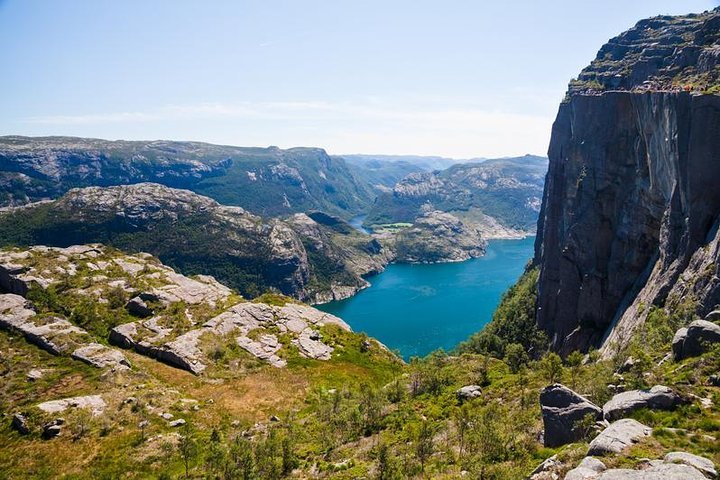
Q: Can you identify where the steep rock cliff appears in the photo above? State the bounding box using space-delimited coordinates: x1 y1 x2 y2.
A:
535 8 720 355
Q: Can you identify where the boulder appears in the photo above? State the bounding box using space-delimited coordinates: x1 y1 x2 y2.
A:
126 296 153 318
529 455 562 480
595 463 707 479
456 385 483 401
565 456 607 480
673 320 720 360
169 419 186 427
704 310 720 322
42 419 64 439
540 384 602 447
602 385 683 421
587 419 651 456
663 452 717 479
11 413 30 434
617 357 636 374
26 369 44 381
673 327 689 360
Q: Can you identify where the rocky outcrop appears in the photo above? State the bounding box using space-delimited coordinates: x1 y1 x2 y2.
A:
71 343 131 369
587 419 651 456
391 211 487 263
540 384 603 447
602 385 683 421
672 320 720 360
534 8 720 355
564 457 607 480
0 292 130 370
366 155 547 238
0 244 360 374
0 183 390 303
571 463 708 479
664 452 717 479
112 300 348 373
284 212 392 303
37 395 106 417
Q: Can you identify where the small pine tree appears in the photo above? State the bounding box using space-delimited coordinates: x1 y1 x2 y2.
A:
539 352 564 385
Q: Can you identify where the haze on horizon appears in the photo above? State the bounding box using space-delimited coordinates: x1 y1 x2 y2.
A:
1 0 717 159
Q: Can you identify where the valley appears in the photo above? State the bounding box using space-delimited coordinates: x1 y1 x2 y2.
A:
1 3 720 480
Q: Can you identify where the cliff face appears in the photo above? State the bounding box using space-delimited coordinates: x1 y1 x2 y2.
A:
535 9 720 355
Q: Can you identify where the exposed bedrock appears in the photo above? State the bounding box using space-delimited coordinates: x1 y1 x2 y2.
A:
535 91 720 355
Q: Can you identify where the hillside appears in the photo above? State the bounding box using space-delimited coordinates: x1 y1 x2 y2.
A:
0 183 390 303
366 155 548 238
0 244 718 479
0 136 374 219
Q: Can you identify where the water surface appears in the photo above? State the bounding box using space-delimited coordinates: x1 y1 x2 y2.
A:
318 237 535 359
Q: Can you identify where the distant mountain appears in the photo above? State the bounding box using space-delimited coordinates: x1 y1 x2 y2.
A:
341 157 427 192
342 154 480 172
0 136 374 219
365 154 548 237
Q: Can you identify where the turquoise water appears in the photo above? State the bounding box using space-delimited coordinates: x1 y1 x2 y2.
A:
318 237 535 359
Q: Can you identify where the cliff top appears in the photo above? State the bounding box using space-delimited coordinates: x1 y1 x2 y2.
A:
569 7 720 96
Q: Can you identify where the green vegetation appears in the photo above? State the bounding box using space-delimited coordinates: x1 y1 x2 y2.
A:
459 266 547 359
0 247 719 478
0 137 375 219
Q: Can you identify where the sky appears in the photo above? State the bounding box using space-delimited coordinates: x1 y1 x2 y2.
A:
0 1 717 158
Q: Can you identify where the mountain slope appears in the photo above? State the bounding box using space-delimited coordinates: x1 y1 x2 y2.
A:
0 183 390 303
0 136 374 218
366 155 547 237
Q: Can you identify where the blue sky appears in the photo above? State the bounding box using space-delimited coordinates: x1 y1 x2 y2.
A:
0 0 717 158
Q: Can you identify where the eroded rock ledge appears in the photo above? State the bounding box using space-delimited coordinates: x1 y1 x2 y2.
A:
0 244 367 375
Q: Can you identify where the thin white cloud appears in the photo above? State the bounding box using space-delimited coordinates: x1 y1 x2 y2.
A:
20 99 554 158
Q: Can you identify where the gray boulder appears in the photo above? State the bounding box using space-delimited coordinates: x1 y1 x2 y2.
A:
126 296 153 318
673 327 689 359
565 456 607 480
595 463 707 479
705 310 720 322
673 320 720 360
456 385 482 401
664 452 717 479
602 385 683 421
540 383 602 447
11 413 30 434
587 419 651 456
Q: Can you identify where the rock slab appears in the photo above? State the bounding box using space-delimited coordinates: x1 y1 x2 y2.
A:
587 419 651 456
